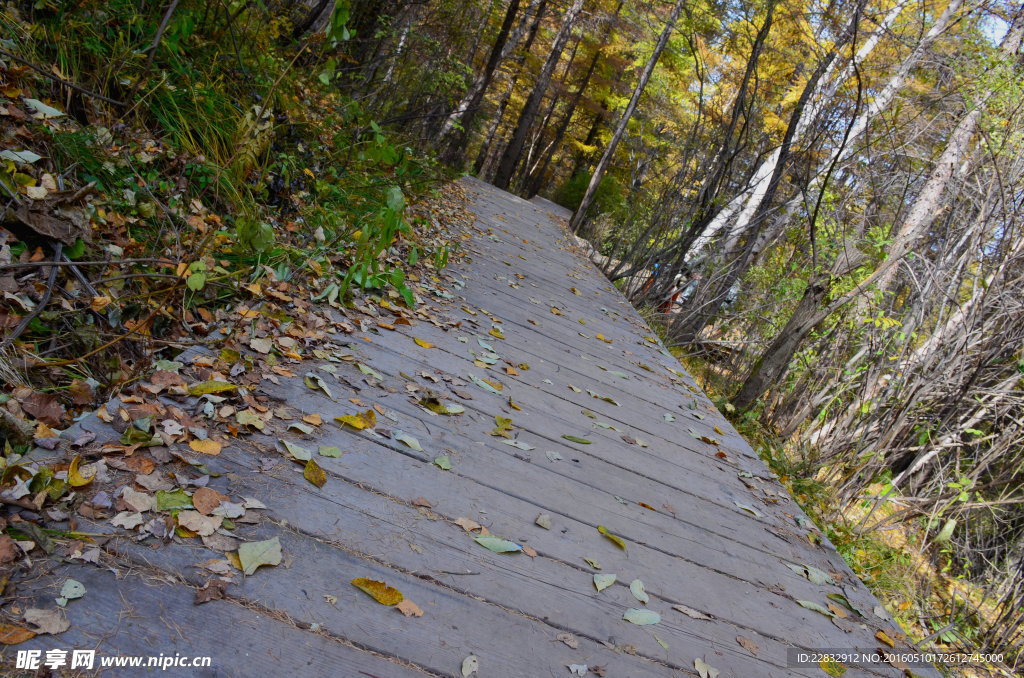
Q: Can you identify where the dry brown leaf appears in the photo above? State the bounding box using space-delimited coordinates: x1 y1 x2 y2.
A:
454 517 482 532
736 636 759 656
396 599 424 617
192 487 229 515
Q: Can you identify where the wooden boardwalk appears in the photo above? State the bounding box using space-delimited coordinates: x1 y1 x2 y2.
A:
6 178 936 677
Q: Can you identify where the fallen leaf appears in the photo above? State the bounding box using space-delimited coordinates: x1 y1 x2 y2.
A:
502 439 534 450
413 338 434 349
394 431 423 451
474 535 522 553
23 608 69 635
593 574 616 592
535 514 552 530
655 635 669 651
67 455 95 487
177 510 222 536
797 599 834 617
461 655 479 677
736 635 758 656
672 604 711 620
304 459 327 488
280 439 312 461
522 545 538 557
0 536 19 564
597 525 627 551
304 373 334 398
194 579 228 605
433 455 451 470
623 609 660 625
694 657 720 678
0 623 35 645
557 632 579 649
238 537 282 575
351 578 404 605
357 363 384 381
562 435 591 445
455 517 482 532
584 557 601 570
819 658 847 676
568 664 588 676
318 445 342 458
396 599 423 617
875 630 895 648
335 409 376 431
629 579 649 604
190 439 223 456
58 579 86 604
188 380 238 396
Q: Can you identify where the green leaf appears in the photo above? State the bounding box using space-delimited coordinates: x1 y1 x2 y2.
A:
155 489 193 511
280 439 312 461
593 574 616 591
318 446 342 458
473 535 522 553
562 435 591 444
629 579 649 604
186 271 207 291
796 599 834 617
584 557 601 569
468 373 500 394
357 363 384 381
433 455 451 470
597 525 627 551
238 537 282 575
394 431 423 452
386 186 405 212
623 609 660 625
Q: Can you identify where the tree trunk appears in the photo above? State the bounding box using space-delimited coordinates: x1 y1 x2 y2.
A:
569 0 684 232
436 0 524 161
731 9 1024 411
492 0 586 190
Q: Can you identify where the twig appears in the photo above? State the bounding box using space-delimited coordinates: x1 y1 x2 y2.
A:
0 258 172 271
132 0 183 96
0 242 63 351
0 48 126 106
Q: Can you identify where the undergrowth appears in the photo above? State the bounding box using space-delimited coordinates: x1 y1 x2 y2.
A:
0 0 455 431
650 320 1015 677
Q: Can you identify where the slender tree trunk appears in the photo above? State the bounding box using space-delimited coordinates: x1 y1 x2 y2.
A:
436 0 524 160
473 0 549 177
493 0 586 190
570 0 685 232
732 8 1024 411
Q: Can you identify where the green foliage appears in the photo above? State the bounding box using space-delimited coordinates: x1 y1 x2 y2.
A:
554 169 624 218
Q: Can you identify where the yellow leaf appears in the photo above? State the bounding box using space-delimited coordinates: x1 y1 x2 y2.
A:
819 658 846 676
226 552 243 571
90 295 112 312
67 454 95 487
596 333 612 343
414 338 434 349
489 327 505 339
351 578 404 606
190 439 223 455
875 630 895 648
598 525 627 551
304 459 327 488
188 380 238 396
0 623 36 645
482 378 503 392
334 409 376 430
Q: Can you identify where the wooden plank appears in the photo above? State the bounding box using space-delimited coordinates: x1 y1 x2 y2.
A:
6 562 434 678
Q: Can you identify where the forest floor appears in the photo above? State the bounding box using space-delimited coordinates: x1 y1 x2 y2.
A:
0 178 939 678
